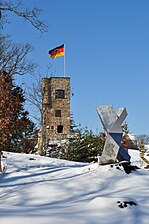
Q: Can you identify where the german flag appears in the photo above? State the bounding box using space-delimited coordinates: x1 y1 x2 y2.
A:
49 44 64 59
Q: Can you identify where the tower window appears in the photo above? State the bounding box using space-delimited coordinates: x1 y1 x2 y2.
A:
55 110 61 117
55 89 65 99
57 125 63 133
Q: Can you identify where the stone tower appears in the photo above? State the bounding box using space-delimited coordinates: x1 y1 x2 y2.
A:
42 77 70 143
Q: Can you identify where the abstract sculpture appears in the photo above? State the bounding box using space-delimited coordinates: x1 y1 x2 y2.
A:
96 105 131 165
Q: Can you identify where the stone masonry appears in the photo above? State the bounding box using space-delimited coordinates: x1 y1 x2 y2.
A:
42 77 70 143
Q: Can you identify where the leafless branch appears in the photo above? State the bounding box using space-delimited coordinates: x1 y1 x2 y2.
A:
0 35 37 76
0 0 48 33
24 66 54 127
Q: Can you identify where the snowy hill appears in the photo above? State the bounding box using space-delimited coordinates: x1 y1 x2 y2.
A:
0 150 149 224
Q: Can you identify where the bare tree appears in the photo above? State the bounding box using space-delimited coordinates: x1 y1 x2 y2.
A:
0 0 48 33
25 73 43 126
0 35 36 76
25 65 55 127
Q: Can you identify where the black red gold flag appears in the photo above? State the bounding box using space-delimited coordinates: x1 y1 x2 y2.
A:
49 44 64 59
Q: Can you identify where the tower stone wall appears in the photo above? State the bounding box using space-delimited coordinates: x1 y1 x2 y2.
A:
42 77 70 143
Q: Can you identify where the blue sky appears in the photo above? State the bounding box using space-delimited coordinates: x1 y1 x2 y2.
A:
3 0 149 135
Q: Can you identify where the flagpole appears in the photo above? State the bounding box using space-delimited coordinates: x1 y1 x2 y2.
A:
64 43 66 77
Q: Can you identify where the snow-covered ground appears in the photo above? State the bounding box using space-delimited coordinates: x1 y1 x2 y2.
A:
0 150 149 224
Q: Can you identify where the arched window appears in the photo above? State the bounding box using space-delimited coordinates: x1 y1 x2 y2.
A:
57 125 63 133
